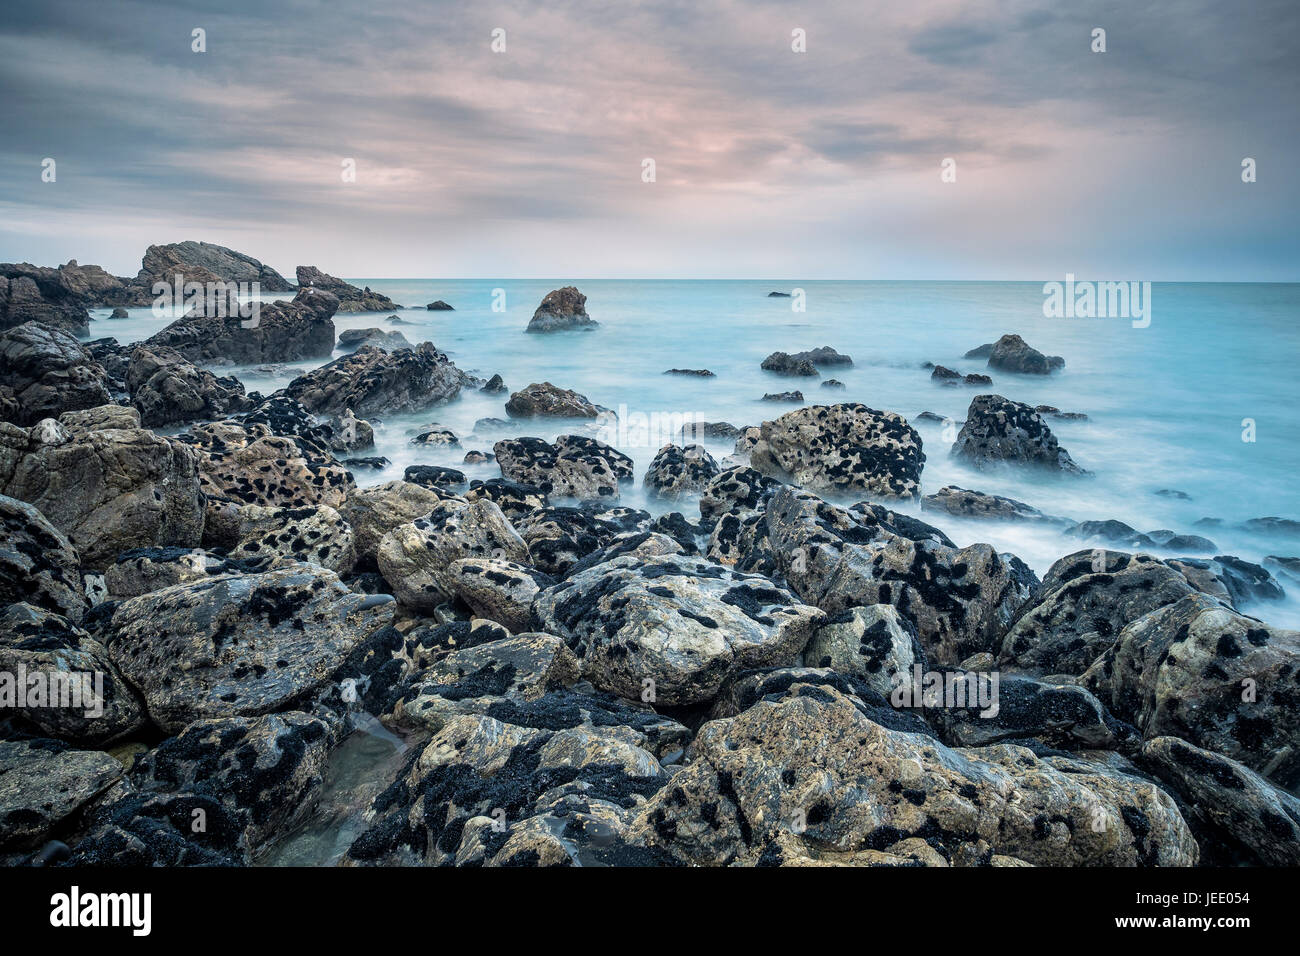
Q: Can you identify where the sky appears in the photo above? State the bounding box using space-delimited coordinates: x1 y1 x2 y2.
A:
1 0 1297 280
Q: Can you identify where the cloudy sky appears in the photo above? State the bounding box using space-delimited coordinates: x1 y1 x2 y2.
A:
1 0 1297 279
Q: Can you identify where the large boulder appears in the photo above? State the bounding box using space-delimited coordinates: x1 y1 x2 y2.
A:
643 444 720 499
0 322 112 426
145 286 338 364
138 241 294 293
0 268 91 335
295 265 400 311
535 553 824 705
377 499 530 612
336 327 411 351
444 558 555 632
626 683 1196 866
285 343 469 417
494 435 632 501
0 493 87 621
0 738 123 851
512 505 646 576
339 480 450 568
504 382 606 418
985 333 1063 374
951 394 1084 473
226 503 356 574
126 344 253 427
525 286 598 332
802 604 923 699
105 565 394 732
749 404 925 500
0 407 205 568
1082 592 1300 789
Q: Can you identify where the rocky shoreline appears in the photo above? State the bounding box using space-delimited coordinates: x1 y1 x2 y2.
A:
2 245 1298 868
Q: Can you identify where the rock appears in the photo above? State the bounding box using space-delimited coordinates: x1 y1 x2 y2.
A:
1147 530 1217 552
444 559 555 632
643 444 720 499
481 373 507 393
822 379 845 389
494 435 632 501
664 368 715 377
337 327 412 351
284 343 469 417
0 322 112 425
536 554 824 705
733 426 762 457
849 502 957 548
765 487 1034 666
1264 555 1300 585
1155 488 1191 500
803 605 923 698
1036 405 1087 421
526 286 598 332
0 408 205 568
964 373 992 385
340 480 450 568
768 291 791 297
999 551 1196 675
0 269 91 336
109 307 129 319
793 346 853 368
426 301 454 310
1066 520 1157 548
463 450 492 464
103 547 247 599
145 285 338 364
680 421 742 441
749 403 925 500
125 344 252 427
0 603 147 743
226 503 356 574
964 343 995 359
985 334 1063 374
951 394 1085 473
0 494 87 621
1139 736 1300 866
699 466 782 520
138 241 294 292
378 499 530 612
504 382 606 418
402 464 467 491
761 391 804 402
921 485 1062 523
626 683 1196 866
931 365 961 380
328 409 374 452
0 738 123 850
511 506 637 576
761 352 819 376
464 478 548 523
344 455 388 470
1083 592 1300 788
106 565 394 732
296 265 401 312
411 426 460 447
1241 517 1300 541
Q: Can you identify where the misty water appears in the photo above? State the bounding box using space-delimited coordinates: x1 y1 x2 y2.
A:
91 279 1300 628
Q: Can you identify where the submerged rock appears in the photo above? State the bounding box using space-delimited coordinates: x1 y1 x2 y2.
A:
983 334 1064 374
526 286 598 332
921 485 1064 523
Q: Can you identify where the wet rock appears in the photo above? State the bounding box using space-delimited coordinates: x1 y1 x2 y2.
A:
103 547 249 599
699 466 782 520
339 480 450 569
0 738 123 850
998 551 1196 675
481 373 507 394
328 409 374 452
0 603 147 744
664 368 714 377
964 373 992 386
505 382 606 418
445 558 555 632
643 444 720 499
0 493 87 621
402 464 467 491
106 565 394 732
378 499 530 612
284 343 469 417
931 365 960 380
749 403 925 500
337 327 412 351
463 450 492 464
1082 591 1300 789
464 478 548 523
1036 405 1088 421
526 286 598 332
803 605 923 698
427 301 454 311
849 502 957 548
1140 736 1300 866
821 379 845 389
626 683 1195 866
1147 530 1217 553
226 503 356 574
793 346 853 368
761 352 819 377
985 334 1063 374
494 435 632 501
411 426 460 447
0 322 112 425
296 265 401 312
145 286 338 364
1067 520 1157 549
951 394 1084 473
536 553 824 705
761 391 804 402
922 485 1063 523
680 421 742 441
126 344 253 427
513 506 641 577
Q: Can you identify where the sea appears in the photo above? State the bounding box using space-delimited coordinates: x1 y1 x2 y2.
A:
89 278 1300 628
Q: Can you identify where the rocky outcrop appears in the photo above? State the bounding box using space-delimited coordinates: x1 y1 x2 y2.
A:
749 403 925 500
426 300 454 310
295 265 400 311
139 241 294 292
0 407 205 568
526 286 598 332
106 565 393 732
337 327 412 351
0 323 113 426
284 343 470 417
921 485 1066 523
976 334 1064 374
504 382 606 418
226 503 357 574
145 286 338 364
126 344 253 427
951 394 1085 473
643 444 720 499
0 494 87 621
494 435 632 501
0 267 93 335
536 553 824 705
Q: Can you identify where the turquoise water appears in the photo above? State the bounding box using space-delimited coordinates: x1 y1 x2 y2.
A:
89 280 1300 626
